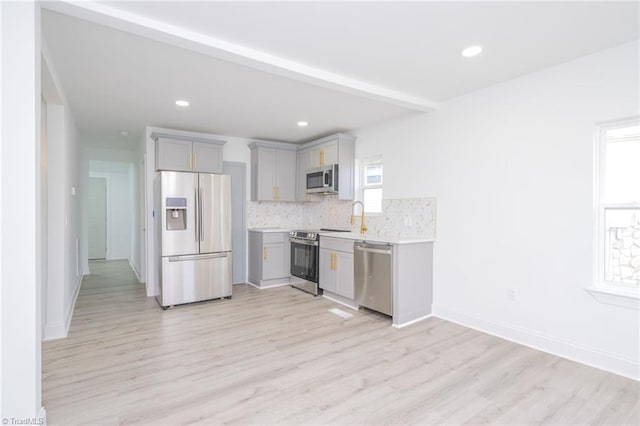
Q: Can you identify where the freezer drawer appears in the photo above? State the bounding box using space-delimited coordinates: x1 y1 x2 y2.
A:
159 252 232 307
354 242 393 316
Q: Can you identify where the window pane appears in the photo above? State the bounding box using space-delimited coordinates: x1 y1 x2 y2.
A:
604 126 640 203
363 188 382 213
365 165 382 186
604 208 640 285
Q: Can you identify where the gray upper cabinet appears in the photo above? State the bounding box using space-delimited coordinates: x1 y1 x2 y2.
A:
152 132 226 173
296 133 356 201
309 139 338 167
249 141 297 202
275 149 296 201
296 148 321 202
155 137 192 172
192 141 224 174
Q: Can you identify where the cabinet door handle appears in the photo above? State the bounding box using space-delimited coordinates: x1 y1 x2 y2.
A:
272 186 276 200
194 153 198 170
277 186 280 200
320 150 324 166
263 246 267 260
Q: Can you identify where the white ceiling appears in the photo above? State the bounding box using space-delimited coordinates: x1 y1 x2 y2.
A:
41 1 639 148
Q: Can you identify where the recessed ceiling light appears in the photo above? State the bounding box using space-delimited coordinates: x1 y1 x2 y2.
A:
297 121 308 127
461 46 483 58
120 131 128 136
175 100 190 107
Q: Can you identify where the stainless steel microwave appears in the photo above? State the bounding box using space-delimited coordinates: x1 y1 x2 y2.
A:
306 164 338 194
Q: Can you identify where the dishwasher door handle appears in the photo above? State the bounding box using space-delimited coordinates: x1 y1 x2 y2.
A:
355 245 392 255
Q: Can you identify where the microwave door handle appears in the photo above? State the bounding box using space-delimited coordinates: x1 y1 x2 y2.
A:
323 170 329 187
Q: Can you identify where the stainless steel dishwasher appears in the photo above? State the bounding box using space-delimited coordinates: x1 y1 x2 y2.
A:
354 241 393 316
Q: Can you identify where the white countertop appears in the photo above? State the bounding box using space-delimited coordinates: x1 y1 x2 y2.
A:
248 228 290 233
321 232 435 245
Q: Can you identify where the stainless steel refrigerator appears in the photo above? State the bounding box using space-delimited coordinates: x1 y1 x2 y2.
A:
154 171 232 309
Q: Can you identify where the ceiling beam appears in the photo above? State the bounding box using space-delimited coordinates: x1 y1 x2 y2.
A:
41 0 439 113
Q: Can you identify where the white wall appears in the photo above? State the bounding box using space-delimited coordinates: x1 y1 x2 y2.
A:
89 160 133 261
64 100 81 321
354 41 640 379
41 43 83 342
0 0 43 418
39 98 48 335
129 161 143 281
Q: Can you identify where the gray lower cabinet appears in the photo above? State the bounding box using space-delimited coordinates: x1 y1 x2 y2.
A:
152 132 225 173
320 236 435 327
319 237 354 299
391 242 434 327
248 230 290 287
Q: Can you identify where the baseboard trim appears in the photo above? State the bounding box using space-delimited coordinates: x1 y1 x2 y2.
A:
43 275 83 341
64 275 83 336
39 406 47 425
43 321 65 341
128 257 143 283
322 292 359 311
247 281 291 289
392 313 433 329
432 305 640 381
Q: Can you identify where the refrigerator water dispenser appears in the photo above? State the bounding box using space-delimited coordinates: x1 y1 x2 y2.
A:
165 197 187 230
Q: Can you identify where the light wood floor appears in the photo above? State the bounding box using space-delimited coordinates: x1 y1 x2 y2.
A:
43 260 639 425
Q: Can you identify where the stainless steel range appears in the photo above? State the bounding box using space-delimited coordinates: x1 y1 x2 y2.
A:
290 228 349 296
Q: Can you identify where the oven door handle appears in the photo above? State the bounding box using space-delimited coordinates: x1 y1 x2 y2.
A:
290 238 319 246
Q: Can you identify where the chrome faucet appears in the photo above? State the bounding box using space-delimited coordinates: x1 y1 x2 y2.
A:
351 201 368 235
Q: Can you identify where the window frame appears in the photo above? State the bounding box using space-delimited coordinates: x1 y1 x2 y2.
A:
360 157 383 215
589 117 640 309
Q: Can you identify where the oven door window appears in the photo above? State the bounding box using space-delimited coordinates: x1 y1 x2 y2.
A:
290 242 318 283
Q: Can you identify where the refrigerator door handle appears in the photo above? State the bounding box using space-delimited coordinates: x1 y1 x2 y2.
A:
194 187 199 242
199 187 204 242
168 253 228 262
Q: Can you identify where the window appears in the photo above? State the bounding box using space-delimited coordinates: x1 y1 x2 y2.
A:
362 159 383 213
592 119 640 307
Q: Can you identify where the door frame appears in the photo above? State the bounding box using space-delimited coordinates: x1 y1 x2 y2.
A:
223 161 247 284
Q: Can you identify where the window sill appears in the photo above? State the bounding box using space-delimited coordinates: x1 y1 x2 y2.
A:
586 285 640 310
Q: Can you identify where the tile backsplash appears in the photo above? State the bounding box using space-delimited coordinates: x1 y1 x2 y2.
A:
361 198 437 240
248 196 436 240
246 201 306 229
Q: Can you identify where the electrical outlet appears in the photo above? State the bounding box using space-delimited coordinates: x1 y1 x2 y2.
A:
508 288 519 302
